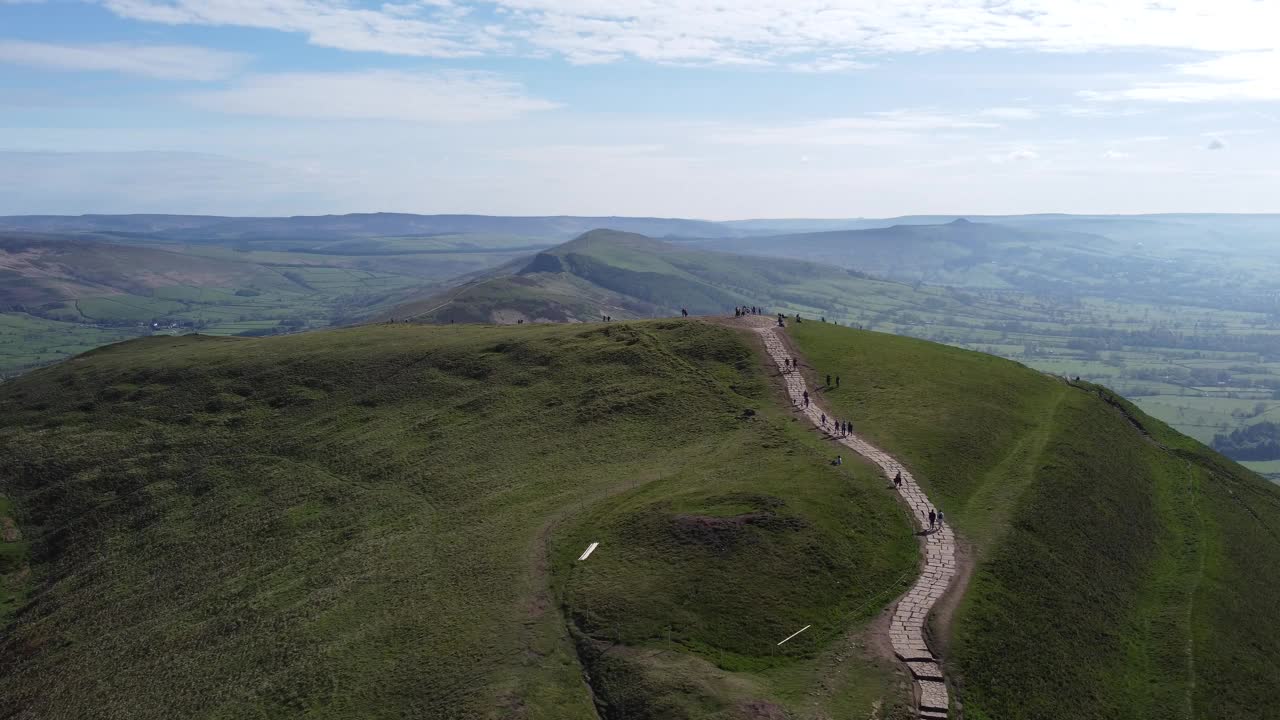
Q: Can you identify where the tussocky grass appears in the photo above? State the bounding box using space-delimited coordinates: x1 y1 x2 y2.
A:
0 319 916 720
789 320 1280 720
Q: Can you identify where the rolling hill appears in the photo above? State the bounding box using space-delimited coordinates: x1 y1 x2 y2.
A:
384 229 969 324
694 219 1120 291
0 230 534 378
0 232 291 308
1 317 1276 718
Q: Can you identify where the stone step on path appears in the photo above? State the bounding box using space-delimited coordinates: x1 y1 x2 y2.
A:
754 324 957 720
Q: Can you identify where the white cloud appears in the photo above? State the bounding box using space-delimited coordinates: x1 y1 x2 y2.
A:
1206 137 1227 151
980 107 1039 120
787 54 872 73
101 0 492 57
0 39 247 80
1085 50 1280 103
711 110 1002 146
99 0 1280 69
1101 150 1132 160
1060 105 1144 118
990 148 1040 164
184 70 559 123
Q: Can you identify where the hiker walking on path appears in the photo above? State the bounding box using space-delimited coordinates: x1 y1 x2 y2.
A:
753 322 957 714
938 511 945 527
845 421 852 436
820 413 826 427
682 308 689 317
928 509 936 530
784 358 791 371
826 374 831 387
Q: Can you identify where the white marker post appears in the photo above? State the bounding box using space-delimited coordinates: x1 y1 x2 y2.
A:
577 542 599 561
776 624 812 646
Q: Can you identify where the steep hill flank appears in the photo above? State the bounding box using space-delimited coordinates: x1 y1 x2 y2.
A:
789 321 1280 720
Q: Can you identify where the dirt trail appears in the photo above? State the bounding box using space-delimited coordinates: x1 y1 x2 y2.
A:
743 316 958 720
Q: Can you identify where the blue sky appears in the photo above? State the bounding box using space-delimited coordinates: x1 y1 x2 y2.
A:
1 0 1278 218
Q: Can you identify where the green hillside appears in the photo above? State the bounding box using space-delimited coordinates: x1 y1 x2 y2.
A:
789 321 1280 720
0 320 918 719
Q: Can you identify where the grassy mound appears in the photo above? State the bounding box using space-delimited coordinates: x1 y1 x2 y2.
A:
0 320 915 719
790 321 1280 720
552 426 918 718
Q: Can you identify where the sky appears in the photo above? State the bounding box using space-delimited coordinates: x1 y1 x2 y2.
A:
1 0 1279 218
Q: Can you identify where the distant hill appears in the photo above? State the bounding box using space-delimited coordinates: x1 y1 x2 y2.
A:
0 212 734 243
0 229 534 377
384 228 962 324
0 232 289 308
693 219 1119 291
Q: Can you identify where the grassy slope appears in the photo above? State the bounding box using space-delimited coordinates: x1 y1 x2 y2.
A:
789 321 1280 720
0 320 915 720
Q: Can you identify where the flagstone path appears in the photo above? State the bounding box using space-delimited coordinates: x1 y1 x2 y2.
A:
754 321 956 720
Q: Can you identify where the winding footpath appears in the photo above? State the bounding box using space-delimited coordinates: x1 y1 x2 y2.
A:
754 322 957 720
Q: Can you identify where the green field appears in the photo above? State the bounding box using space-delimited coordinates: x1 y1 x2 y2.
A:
0 312 138 377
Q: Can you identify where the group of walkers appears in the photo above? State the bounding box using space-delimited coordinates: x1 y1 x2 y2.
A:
600 314 614 322
794 356 948 535
735 306 763 317
818 412 854 438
